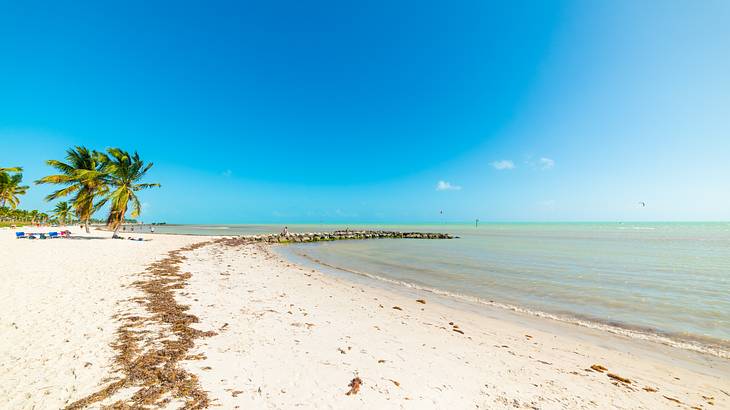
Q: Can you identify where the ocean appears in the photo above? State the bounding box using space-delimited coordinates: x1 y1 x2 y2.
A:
153 222 730 357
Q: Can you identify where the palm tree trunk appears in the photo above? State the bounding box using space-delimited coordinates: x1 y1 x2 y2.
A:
85 217 90 233
112 206 126 238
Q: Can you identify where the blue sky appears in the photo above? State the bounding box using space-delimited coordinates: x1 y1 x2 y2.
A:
1 1 729 223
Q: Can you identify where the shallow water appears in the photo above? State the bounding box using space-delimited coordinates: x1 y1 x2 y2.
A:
155 222 730 356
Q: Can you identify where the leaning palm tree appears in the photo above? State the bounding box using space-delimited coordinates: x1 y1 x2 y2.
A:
35 146 108 233
52 201 73 225
0 171 29 208
97 148 160 237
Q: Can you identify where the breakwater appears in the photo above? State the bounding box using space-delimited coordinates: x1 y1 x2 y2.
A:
240 230 455 243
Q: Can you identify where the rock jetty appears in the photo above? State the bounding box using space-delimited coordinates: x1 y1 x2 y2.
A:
239 230 454 244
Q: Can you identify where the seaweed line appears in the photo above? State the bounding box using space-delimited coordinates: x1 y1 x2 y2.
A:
65 240 220 409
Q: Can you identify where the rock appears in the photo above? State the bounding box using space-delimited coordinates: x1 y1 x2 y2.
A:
240 230 454 243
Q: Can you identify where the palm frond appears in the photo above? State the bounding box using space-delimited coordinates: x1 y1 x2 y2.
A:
46 184 80 201
130 194 142 218
35 174 76 185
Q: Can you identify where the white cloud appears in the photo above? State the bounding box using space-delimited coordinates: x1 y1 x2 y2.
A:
436 180 461 191
539 157 555 169
491 160 515 170
221 169 232 177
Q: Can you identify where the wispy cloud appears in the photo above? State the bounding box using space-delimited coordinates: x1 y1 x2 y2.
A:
491 160 515 170
436 180 461 191
221 169 232 177
539 157 555 170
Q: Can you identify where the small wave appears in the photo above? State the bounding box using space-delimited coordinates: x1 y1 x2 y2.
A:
294 251 730 359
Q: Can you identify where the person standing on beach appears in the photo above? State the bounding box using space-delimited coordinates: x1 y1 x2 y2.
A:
282 226 289 236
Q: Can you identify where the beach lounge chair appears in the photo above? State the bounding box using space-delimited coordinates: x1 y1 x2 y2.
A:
15 232 26 239
39 233 48 239
49 232 59 239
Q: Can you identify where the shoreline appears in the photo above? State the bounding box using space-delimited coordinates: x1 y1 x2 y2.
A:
2 230 728 408
278 245 730 361
181 239 729 408
140 222 730 358
276 247 729 379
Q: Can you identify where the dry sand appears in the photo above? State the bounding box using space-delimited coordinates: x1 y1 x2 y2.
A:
1 230 728 409
0 227 206 409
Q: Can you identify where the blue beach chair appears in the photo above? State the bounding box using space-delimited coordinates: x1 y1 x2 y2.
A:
15 232 26 239
49 232 59 238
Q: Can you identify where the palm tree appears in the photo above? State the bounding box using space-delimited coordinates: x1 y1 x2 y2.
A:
0 171 30 208
0 166 22 172
36 146 107 233
97 148 160 237
52 201 73 225
0 207 39 223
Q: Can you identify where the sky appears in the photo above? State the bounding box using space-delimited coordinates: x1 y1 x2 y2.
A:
1 1 729 223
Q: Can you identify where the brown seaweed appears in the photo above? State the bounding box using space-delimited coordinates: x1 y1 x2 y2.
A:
346 377 363 396
65 240 222 409
607 373 631 384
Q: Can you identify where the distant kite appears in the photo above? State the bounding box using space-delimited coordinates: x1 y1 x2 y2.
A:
440 210 443 214
639 202 646 207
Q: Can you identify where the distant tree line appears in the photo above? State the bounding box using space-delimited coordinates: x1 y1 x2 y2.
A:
0 146 158 235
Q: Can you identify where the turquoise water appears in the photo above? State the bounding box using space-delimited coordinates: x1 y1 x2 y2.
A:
156 223 730 356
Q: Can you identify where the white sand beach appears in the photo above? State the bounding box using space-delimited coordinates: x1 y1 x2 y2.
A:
0 228 206 409
1 230 728 409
